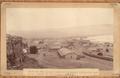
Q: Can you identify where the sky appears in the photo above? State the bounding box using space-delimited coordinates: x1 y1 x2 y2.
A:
6 8 114 38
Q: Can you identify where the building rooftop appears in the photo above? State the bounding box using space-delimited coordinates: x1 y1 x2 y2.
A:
58 48 76 56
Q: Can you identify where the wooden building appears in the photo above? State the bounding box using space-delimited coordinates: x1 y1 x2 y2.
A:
58 48 78 60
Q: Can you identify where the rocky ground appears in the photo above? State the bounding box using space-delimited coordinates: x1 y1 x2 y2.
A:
7 56 42 70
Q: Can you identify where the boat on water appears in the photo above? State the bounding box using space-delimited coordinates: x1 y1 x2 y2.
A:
83 51 113 61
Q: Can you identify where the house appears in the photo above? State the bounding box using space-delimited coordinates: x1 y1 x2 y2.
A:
37 43 48 50
81 40 91 47
102 44 113 57
104 42 113 47
87 44 113 57
58 48 78 60
48 42 61 52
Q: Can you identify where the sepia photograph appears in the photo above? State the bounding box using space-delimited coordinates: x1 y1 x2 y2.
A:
1 3 120 76
6 5 113 70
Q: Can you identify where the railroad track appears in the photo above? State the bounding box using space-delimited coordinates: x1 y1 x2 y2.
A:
83 52 113 61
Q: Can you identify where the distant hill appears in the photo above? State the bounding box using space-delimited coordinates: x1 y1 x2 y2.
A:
86 35 113 43
7 24 113 39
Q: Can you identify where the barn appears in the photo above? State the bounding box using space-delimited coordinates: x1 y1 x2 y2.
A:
58 48 78 60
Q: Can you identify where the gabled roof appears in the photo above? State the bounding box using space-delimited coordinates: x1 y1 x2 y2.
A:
58 48 77 56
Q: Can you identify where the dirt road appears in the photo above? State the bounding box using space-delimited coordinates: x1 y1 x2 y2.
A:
27 53 113 70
